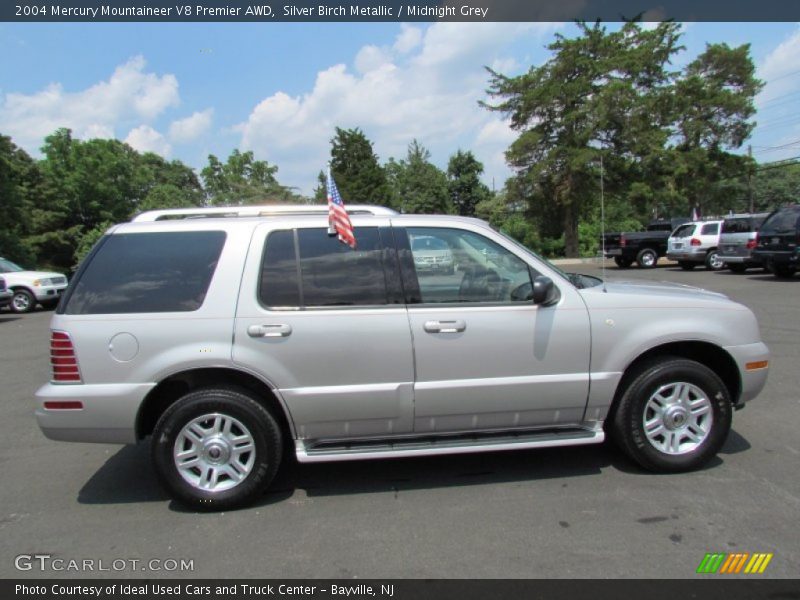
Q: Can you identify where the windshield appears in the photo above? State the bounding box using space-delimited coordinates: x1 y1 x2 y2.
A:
0 259 24 273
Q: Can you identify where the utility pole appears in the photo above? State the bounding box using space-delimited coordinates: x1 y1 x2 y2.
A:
748 145 754 213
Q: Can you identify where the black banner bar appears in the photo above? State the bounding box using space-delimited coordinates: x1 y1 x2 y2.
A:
4 0 800 23
4 580 800 600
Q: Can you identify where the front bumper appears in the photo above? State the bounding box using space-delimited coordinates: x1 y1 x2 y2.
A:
723 342 770 407
0 291 12 307
32 284 68 302
35 382 155 444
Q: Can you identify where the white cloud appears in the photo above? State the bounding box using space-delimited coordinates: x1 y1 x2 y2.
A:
393 24 422 54
0 55 179 153
237 23 560 194
757 25 800 106
168 109 213 143
125 125 171 157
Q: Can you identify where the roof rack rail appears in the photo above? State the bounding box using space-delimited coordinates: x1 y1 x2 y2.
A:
132 204 398 222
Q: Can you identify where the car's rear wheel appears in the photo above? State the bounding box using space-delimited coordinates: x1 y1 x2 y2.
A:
773 264 796 279
152 387 282 510
728 264 747 273
636 248 658 269
705 250 724 271
678 261 695 271
10 289 36 313
614 256 633 268
612 357 731 472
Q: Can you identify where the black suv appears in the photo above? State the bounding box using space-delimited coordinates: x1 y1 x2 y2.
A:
752 205 800 278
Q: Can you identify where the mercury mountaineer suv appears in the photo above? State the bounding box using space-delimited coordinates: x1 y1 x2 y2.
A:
35 205 770 509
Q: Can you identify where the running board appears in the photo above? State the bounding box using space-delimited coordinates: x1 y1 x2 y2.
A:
295 428 604 463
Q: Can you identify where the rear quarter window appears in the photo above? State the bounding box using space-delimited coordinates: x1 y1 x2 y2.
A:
64 231 226 314
701 223 719 235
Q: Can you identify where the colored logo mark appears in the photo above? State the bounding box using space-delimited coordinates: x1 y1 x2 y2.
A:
696 552 773 574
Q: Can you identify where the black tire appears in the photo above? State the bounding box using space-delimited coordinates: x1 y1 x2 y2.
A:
614 256 633 268
612 357 732 473
152 387 283 510
728 264 747 274
705 249 724 271
773 264 796 279
10 288 36 313
678 261 695 271
636 248 658 269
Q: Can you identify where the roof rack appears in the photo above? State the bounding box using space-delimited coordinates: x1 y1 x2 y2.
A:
132 204 398 222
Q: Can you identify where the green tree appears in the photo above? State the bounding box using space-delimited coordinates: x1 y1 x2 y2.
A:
447 150 490 217
386 140 452 214
201 149 300 206
485 22 684 256
329 127 391 204
0 134 41 265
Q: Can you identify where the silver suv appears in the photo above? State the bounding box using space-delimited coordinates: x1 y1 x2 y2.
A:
35 206 770 509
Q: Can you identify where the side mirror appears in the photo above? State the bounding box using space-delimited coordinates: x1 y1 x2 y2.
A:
532 275 555 305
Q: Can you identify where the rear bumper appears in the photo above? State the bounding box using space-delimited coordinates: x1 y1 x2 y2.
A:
752 250 799 266
667 248 706 262
723 342 770 407
35 382 155 444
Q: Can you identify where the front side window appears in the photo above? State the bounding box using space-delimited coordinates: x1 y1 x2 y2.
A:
404 227 534 304
65 231 226 314
259 227 390 308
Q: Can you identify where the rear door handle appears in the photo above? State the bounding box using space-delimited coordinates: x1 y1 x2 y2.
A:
247 324 292 338
423 319 466 333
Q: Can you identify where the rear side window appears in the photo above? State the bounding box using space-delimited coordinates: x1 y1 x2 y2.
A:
64 231 226 314
701 223 719 235
260 227 391 308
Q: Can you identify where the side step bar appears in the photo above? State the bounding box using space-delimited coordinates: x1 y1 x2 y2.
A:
296 427 604 463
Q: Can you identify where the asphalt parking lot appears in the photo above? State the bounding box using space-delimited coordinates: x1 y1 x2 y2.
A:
0 262 798 579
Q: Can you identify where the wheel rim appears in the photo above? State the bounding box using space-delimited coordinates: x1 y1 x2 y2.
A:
173 413 256 492
643 382 713 455
708 253 723 269
12 292 31 311
641 252 656 267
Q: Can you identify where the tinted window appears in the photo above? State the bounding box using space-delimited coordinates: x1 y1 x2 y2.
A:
760 207 800 235
0 258 23 273
259 230 300 307
673 224 695 238
65 231 225 314
259 228 389 308
722 218 751 234
701 223 719 235
406 227 533 304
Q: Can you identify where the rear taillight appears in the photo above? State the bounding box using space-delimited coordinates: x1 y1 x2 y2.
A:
50 330 81 383
620 235 626 247
690 238 702 246
746 239 757 250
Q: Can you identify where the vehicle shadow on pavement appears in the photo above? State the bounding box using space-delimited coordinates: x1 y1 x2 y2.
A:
744 274 800 283
0 316 22 324
77 429 752 510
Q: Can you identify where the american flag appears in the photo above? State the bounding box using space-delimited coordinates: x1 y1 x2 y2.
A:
326 167 356 249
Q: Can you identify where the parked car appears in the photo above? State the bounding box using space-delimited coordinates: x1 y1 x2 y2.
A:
35 205 769 510
0 257 69 313
0 276 13 310
603 217 690 269
410 234 455 274
752 204 800 279
718 213 770 273
666 220 725 270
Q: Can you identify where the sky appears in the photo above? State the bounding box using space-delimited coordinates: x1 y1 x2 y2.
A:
1 21 799 196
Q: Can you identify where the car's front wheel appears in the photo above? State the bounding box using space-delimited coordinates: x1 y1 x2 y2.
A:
773 264 796 279
10 288 36 313
612 357 731 472
152 387 283 510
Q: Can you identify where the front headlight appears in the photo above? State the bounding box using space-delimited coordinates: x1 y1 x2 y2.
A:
33 279 41 286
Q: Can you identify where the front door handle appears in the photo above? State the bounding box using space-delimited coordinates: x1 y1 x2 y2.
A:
247 324 292 338
423 319 466 333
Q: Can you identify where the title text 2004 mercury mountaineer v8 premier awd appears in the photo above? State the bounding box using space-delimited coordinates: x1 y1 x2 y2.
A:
35 205 770 509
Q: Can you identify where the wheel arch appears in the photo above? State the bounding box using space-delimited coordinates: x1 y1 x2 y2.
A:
136 367 296 442
607 340 741 422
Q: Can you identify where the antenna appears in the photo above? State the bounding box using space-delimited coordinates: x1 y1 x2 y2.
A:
600 151 607 293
